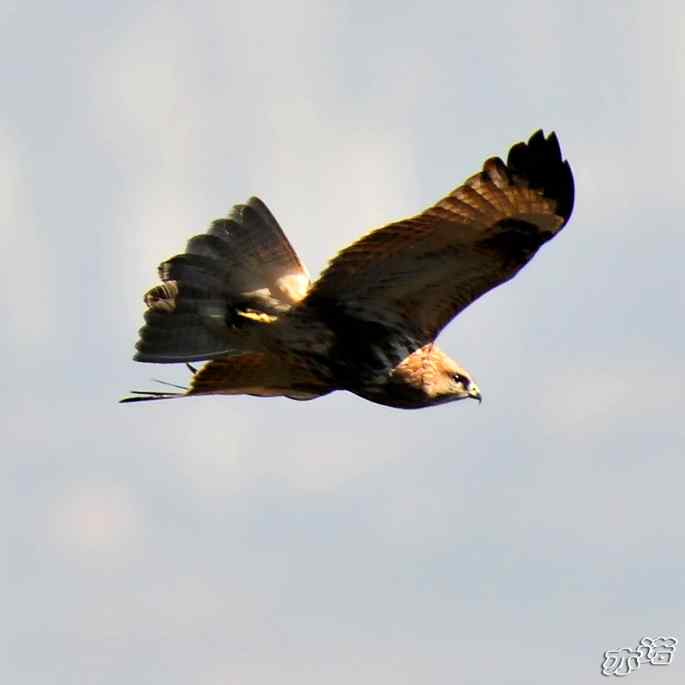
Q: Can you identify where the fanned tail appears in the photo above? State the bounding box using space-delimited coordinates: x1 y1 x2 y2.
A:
133 197 310 364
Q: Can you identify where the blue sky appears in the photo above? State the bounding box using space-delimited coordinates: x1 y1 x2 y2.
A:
3 1 684 683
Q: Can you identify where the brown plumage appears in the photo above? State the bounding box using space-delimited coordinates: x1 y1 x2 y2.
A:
122 130 574 409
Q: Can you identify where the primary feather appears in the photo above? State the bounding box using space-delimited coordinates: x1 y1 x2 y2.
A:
124 130 574 409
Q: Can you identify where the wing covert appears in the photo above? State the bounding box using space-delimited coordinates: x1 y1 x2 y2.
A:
303 130 574 344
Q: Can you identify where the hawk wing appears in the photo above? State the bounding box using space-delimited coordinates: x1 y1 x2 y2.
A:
303 130 574 344
187 352 332 401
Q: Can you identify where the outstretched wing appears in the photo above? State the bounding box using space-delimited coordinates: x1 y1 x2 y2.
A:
303 130 574 344
120 352 333 403
187 352 332 401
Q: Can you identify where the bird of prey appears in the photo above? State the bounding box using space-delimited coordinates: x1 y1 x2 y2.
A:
122 130 573 409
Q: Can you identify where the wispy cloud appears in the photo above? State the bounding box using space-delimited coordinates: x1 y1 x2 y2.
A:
4 1 685 684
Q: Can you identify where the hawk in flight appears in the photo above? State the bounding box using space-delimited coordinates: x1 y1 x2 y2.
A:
123 130 574 409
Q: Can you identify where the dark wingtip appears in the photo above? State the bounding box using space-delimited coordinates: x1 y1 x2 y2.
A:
119 395 151 403
119 396 148 404
507 129 575 225
119 390 184 403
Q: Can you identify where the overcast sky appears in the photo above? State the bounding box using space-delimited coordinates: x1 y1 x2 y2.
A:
3 1 684 683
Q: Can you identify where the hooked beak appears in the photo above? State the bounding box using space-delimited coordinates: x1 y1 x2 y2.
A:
468 385 482 404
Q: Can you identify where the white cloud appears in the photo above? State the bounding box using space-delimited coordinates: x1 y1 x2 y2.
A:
50 482 141 569
5 2 685 684
0 123 56 346
538 361 681 437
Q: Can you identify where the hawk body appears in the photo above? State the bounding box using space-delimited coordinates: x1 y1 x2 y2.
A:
124 130 574 409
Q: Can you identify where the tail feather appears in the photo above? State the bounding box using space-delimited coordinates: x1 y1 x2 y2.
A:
208 198 308 294
159 254 229 294
185 233 234 261
132 196 310 364
134 304 238 363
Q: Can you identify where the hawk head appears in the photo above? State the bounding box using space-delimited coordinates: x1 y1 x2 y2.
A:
377 344 481 409
423 348 482 406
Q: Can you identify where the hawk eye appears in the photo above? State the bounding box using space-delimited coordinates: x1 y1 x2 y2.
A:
454 373 469 387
